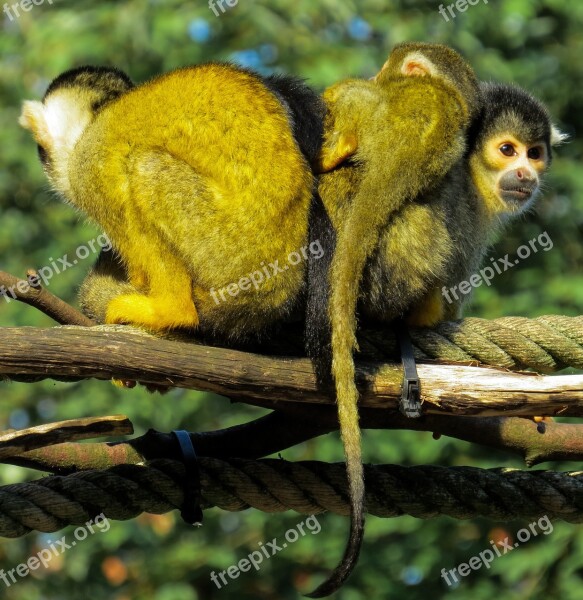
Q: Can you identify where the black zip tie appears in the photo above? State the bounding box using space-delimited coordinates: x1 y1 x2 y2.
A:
395 322 422 418
171 430 203 526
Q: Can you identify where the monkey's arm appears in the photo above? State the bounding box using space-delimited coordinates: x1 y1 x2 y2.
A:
315 81 381 174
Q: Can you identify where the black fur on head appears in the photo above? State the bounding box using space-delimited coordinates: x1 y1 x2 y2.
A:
468 82 554 157
44 65 134 111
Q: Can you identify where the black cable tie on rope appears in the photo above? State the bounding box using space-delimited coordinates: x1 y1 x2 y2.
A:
395 321 422 418
171 430 203 526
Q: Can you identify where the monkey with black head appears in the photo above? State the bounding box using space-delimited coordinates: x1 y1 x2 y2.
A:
20 63 325 341
379 81 567 327
305 41 482 598
305 74 563 595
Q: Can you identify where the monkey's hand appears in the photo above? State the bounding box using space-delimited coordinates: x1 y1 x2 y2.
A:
316 131 358 173
106 293 199 331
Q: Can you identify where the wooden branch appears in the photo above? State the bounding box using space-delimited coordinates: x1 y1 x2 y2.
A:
360 411 583 467
2 267 582 474
0 270 95 326
5 409 583 473
0 416 133 459
1 411 332 473
1 326 583 417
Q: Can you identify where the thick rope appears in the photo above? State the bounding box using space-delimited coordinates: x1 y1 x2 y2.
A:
402 315 583 372
2 458 583 538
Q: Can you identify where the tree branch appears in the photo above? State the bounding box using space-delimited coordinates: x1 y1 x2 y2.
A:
0 270 95 326
4 409 583 473
0 415 133 458
2 270 583 470
1 326 583 417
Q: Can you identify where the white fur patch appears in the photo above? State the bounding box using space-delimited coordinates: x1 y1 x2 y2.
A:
43 92 92 152
550 124 569 146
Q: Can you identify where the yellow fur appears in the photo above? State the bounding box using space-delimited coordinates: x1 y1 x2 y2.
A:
307 43 480 598
22 64 314 334
407 287 445 327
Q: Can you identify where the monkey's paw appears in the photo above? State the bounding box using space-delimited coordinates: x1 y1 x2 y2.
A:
106 293 199 331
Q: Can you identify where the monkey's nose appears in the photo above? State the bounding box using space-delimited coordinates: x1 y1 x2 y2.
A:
515 169 535 183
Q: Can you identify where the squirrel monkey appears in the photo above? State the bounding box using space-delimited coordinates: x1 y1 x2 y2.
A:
22 51 562 597
19 63 324 338
359 80 566 328
415 81 567 324
307 73 564 596
304 42 482 598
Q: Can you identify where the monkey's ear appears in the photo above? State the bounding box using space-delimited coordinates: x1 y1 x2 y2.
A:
315 131 358 173
19 100 51 147
375 51 436 82
400 52 437 77
550 125 569 146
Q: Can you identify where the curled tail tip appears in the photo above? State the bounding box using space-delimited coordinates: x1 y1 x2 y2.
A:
305 474 365 598
304 511 365 598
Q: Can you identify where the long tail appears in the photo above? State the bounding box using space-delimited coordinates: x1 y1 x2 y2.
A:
305 358 364 598
305 197 378 597
306 159 413 596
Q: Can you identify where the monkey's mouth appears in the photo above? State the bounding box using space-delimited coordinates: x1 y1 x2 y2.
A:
500 187 534 205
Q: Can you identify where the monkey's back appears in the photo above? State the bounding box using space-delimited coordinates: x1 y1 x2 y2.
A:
80 62 312 212
70 63 316 337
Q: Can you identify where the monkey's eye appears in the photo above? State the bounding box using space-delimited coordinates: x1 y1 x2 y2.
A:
528 147 542 160
499 143 516 157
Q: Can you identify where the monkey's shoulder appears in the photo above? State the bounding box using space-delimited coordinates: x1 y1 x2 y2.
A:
323 79 384 113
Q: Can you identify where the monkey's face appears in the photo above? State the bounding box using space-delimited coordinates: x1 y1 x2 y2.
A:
472 133 550 216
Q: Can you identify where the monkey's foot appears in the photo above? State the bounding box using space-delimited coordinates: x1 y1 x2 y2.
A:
112 378 170 394
112 378 137 389
523 415 553 433
106 293 199 331
533 416 552 423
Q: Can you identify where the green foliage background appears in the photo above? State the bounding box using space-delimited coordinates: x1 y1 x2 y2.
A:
0 0 582 598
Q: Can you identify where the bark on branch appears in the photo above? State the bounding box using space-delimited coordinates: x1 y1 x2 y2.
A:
4 411 583 472
0 270 94 326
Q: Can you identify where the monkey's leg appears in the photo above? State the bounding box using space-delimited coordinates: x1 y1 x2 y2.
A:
105 234 198 331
